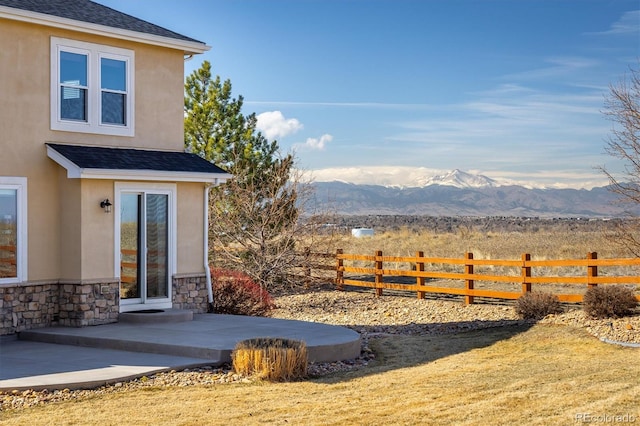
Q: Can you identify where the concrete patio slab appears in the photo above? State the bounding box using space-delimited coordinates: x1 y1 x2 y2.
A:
0 314 361 391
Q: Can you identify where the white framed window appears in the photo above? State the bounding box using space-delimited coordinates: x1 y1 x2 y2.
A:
51 37 135 137
0 177 27 284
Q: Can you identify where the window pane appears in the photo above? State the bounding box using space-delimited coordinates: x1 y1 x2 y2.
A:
146 194 168 299
61 87 87 121
120 194 141 299
101 92 126 125
60 51 87 86
0 190 17 279
101 58 126 91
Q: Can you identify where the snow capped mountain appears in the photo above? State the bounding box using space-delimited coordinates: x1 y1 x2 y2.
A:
310 166 610 190
422 169 497 188
311 167 502 189
311 180 629 217
308 167 629 217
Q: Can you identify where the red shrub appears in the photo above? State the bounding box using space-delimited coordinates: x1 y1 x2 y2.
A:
211 268 275 316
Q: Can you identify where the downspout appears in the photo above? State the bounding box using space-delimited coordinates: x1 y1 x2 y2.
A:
204 183 214 312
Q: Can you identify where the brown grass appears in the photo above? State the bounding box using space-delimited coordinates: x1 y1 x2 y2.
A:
327 226 640 300
3 324 639 425
232 337 308 381
338 226 632 261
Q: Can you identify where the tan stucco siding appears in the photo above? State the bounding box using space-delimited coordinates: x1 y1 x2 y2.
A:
57 171 81 281
0 20 51 174
1 19 57 281
0 19 185 151
80 180 115 280
1 18 191 283
176 182 206 274
71 180 207 280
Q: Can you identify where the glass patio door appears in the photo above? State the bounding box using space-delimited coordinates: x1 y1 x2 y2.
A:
120 192 169 307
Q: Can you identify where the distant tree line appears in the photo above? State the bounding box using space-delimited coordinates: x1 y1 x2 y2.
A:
331 215 628 234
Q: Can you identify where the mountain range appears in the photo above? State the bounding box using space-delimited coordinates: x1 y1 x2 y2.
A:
311 170 636 217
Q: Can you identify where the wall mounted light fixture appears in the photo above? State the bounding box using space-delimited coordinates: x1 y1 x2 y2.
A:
100 199 112 213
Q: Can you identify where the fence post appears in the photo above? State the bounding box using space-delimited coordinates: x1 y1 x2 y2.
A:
416 251 425 299
521 253 532 294
465 252 474 305
375 250 383 297
587 252 598 289
336 249 344 291
304 246 311 288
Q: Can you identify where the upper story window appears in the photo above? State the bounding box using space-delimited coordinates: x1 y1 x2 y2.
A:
51 37 134 137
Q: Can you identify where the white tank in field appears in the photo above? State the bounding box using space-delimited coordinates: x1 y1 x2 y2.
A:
351 228 374 238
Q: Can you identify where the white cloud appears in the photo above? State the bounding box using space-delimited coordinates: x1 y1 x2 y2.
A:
301 134 333 150
310 166 609 189
311 166 444 186
256 111 303 139
499 56 599 82
588 10 640 36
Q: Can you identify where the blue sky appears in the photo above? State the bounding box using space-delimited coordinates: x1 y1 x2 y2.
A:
97 0 639 188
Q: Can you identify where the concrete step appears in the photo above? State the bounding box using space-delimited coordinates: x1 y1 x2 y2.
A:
119 309 193 324
19 326 222 362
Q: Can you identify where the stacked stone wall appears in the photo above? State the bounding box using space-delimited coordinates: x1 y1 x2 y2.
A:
0 283 58 335
1 275 205 334
57 281 120 327
172 274 209 313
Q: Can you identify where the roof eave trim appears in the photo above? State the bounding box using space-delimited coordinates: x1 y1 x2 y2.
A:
79 169 232 184
47 144 82 177
0 6 210 54
46 145 232 184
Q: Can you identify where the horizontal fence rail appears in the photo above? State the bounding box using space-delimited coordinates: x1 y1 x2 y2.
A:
210 247 338 287
0 244 17 278
334 250 640 304
0 245 16 265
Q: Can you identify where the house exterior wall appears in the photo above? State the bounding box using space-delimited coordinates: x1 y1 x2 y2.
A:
0 17 212 333
1 18 187 281
58 170 81 280
0 19 185 151
80 179 116 280
177 182 206 275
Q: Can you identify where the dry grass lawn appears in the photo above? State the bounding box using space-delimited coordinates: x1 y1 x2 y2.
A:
3 324 639 425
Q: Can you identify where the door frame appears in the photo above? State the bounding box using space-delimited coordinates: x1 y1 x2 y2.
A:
114 182 176 312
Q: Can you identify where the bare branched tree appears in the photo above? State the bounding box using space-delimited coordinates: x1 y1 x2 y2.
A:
209 155 341 292
600 64 640 255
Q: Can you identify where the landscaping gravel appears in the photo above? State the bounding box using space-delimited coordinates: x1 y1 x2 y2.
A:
270 288 640 345
2 288 638 411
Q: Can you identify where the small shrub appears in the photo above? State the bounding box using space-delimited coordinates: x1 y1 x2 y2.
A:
515 292 563 320
232 337 307 381
211 268 275 316
583 285 638 319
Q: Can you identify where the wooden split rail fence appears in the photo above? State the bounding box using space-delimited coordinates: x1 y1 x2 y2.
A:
334 250 640 304
5 243 640 305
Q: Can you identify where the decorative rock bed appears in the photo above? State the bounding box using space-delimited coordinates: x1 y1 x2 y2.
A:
2 288 638 411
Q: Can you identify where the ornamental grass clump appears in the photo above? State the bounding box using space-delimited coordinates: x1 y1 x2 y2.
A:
583 285 638 319
515 292 563 320
232 337 308 382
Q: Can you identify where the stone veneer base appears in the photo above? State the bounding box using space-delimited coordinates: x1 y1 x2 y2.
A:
0 273 209 335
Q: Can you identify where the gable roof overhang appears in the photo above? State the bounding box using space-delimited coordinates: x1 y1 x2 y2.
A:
46 143 231 185
0 2 210 55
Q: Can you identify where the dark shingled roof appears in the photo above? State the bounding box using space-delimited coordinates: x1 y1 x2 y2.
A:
0 0 203 44
47 143 228 175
